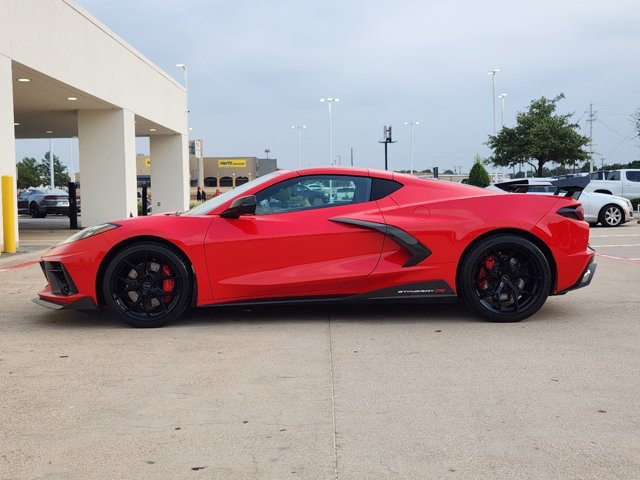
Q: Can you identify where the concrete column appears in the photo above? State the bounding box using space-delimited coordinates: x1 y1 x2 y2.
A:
149 134 189 212
197 156 205 189
0 55 18 251
78 109 137 226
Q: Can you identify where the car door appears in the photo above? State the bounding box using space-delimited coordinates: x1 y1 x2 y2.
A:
623 170 640 198
204 174 386 301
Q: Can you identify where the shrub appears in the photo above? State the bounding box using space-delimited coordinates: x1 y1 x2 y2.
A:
468 160 491 188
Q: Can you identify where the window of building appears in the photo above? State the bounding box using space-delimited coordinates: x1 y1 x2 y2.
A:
220 176 233 187
236 176 249 186
204 177 217 187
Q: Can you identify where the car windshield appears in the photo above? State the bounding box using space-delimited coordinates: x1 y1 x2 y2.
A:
181 171 286 216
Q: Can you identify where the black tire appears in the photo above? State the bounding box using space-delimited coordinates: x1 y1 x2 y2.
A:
598 204 623 227
30 203 46 218
458 234 552 322
102 242 192 328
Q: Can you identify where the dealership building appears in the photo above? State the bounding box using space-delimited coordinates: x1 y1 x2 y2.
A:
0 0 189 252
135 150 278 196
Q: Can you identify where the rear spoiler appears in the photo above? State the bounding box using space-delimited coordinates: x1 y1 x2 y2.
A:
494 176 590 197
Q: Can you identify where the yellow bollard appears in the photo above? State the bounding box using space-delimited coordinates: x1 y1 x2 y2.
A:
2 175 17 253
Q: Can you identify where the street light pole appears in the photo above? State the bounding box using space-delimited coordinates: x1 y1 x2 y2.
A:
49 136 54 188
488 68 500 135
291 125 307 169
498 93 507 127
320 98 339 165
175 64 188 114
403 121 420 174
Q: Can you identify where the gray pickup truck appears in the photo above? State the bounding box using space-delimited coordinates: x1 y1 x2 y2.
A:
583 169 640 200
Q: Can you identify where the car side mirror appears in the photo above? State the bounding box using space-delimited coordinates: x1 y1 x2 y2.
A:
220 195 257 218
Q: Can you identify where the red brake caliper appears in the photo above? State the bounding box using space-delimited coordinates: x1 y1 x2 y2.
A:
477 255 495 290
162 265 175 303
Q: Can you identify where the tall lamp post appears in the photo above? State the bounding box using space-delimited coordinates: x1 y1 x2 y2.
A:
291 125 307 169
46 131 54 188
488 68 500 135
320 98 339 165
498 93 507 127
175 63 188 112
403 121 420 174
176 63 196 186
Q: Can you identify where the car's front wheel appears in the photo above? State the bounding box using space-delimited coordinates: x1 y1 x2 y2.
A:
458 234 552 322
102 242 192 327
599 204 623 227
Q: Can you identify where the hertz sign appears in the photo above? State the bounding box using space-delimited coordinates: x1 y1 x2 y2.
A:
218 159 247 168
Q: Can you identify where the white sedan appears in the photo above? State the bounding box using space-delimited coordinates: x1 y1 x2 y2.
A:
488 179 634 227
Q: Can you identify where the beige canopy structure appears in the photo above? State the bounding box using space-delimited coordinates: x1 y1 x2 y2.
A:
1 0 189 251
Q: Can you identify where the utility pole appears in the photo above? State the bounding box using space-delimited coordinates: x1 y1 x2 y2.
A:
586 102 597 173
379 126 397 171
350 148 354 166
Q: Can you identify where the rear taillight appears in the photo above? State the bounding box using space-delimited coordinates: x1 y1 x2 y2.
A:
557 205 584 221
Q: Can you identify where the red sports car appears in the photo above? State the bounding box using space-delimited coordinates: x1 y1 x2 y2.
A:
34 167 596 327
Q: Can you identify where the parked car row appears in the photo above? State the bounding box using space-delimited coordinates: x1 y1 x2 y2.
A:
487 178 634 227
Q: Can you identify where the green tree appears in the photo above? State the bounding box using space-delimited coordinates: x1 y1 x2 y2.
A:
39 152 70 187
486 94 590 177
16 157 42 189
468 155 491 187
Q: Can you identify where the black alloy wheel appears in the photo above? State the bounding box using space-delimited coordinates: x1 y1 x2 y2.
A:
458 235 552 322
599 204 623 227
30 203 46 218
102 242 192 327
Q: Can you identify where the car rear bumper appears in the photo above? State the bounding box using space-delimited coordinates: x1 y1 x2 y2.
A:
556 255 597 294
44 206 70 215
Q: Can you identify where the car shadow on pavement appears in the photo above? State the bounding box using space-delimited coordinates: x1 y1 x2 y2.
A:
176 301 479 328
30 301 480 330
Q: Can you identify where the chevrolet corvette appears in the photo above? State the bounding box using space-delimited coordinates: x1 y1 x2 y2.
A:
34 167 596 327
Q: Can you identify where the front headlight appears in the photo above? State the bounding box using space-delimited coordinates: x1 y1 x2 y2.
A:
59 223 121 245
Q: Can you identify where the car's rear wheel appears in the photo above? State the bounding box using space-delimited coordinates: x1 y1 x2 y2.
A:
599 204 623 227
458 235 552 322
102 242 192 328
30 203 46 218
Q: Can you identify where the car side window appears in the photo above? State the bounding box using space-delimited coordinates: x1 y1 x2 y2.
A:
626 171 640 182
255 175 372 215
607 171 620 181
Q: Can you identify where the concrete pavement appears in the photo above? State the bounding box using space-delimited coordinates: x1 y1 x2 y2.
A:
1 220 639 479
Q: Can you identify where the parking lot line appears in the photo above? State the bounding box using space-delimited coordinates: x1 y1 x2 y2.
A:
0 259 39 272
589 234 640 238
591 243 640 248
595 252 640 264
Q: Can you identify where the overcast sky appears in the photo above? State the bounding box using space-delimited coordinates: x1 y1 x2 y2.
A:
18 0 640 173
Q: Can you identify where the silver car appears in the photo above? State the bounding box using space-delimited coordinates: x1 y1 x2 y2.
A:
17 187 71 218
